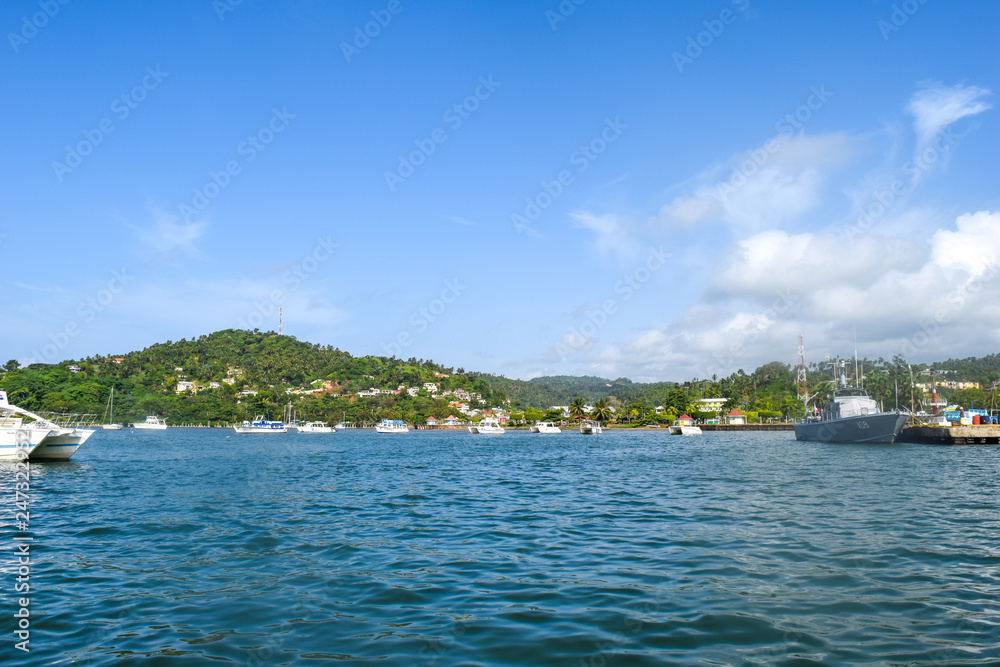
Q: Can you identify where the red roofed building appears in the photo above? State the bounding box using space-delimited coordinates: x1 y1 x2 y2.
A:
725 409 745 425
676 413 694 426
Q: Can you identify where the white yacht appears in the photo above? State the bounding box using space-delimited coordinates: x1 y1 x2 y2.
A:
530 421 562 434
375 419 409 434
469 417 505 434
102 388 123 430
233 417 287 434
579 420 603 435
669 420 702 436
132 415 167 430
0 391 95 460
297 421 335 433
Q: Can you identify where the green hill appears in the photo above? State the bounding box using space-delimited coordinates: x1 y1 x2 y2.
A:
0 330 503 425
1 331 997 424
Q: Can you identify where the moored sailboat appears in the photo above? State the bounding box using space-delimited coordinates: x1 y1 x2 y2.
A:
102 387 123 430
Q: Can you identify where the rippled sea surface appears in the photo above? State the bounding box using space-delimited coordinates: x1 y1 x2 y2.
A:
2 428 999 665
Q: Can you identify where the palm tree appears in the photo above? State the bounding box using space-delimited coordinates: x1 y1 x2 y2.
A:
591 398 612 424
569 397 586 420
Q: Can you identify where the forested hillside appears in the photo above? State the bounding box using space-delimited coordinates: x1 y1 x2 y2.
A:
0 330 504 425
1 330 997 425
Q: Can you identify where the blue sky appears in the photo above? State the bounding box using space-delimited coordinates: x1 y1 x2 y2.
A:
2 0 998 381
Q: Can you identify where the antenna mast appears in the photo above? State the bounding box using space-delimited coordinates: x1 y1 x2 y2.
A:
796 335 809 412
279 307 283 336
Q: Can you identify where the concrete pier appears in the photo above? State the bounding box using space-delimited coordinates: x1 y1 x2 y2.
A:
899 425 1000 445
700 424 793 431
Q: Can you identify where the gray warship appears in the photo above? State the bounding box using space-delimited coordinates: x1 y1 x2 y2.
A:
794 363 909 444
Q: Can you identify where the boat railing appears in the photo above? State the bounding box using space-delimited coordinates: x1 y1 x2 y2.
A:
38 412 99 428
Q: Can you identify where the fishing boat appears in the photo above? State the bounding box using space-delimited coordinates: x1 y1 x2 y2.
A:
469 417 504 434
132 415 167 430
530 421 561 434
375 419 409 434
579 420 603 435
794 360 908 444
233 417 287 434
102 387 123 430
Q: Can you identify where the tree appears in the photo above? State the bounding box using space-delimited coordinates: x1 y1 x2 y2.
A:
4 359 20 372
952 387 988 409
591 398 612 424
569 397 585 420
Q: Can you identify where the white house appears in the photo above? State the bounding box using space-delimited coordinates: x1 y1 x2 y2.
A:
696 398 727 413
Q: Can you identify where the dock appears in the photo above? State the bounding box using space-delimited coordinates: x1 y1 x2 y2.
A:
700 424 793 431
899 424 1000 445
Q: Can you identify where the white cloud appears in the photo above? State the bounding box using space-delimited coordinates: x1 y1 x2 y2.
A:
563 211 1000 380
658 132 860 231
907 82 992 152
931 210 1000 276
137 207 207 258
713 229 925 298
568 210 639 262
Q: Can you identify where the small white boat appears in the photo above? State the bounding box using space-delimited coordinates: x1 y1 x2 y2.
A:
530 421 561 434
132 415 168 430
579 420 603 435
233 417 287 434
297 421 335 433
0 424 50 460
0 391 53 459
469 417 505 434
669 420 702 436
102 388 123 430
375 419 409 434
0 391 95 460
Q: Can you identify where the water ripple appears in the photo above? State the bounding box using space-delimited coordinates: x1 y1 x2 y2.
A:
1 429 998 665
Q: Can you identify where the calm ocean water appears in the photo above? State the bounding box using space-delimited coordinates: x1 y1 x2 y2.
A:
2 428 999 665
